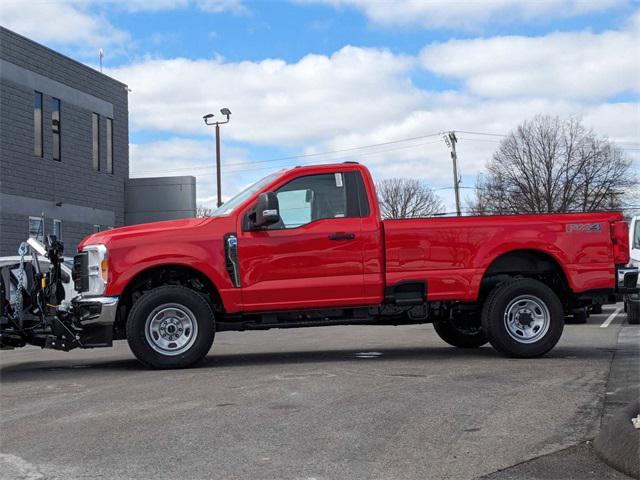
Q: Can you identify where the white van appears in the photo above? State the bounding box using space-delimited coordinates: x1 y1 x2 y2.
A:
626 215 639 324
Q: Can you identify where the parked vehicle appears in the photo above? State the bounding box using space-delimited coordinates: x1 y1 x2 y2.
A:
1 163 638 368
625 215 639 324
0 254 75 301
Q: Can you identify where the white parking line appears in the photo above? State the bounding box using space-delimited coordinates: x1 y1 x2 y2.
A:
600 308 622 328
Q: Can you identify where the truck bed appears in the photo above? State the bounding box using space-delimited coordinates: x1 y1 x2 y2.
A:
383 212 623 302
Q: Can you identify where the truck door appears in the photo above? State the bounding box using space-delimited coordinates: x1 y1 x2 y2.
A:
237 171 368 312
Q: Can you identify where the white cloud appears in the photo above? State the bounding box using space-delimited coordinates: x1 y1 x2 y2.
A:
108 46 422 145
0 0 245 54
196 0 247 14
101 0 189 12
305 0 627 29
127 99 638 211
61 2 632 211
113 31 638 211
310 99 638 179
129 138 254 206
1 0 129 50
420 24 640 99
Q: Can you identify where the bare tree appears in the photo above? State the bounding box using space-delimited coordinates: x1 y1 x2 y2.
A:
196 204 216 217
469 115 637 215
376 178 444 219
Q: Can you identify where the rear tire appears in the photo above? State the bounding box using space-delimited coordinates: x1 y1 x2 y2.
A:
481 278 564 358
126 285 215 369
627 299 640 325
566 308 588 324
433 316 488 348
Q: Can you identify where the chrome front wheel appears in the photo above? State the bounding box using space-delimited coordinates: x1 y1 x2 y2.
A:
127 286 215 369
145 303 199 356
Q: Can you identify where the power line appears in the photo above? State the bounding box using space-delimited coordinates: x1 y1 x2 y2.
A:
130 128 639 177
131 132 444 175
223 139 444 173
455 130 506 137
133 139 446 177
455 137 502 144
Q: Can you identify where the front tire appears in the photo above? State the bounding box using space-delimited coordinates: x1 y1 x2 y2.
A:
481 278 564 358
126 286 215 369
433 315 488 348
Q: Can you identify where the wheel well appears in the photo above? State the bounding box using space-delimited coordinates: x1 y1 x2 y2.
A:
114 265 222 339
481 250 571 302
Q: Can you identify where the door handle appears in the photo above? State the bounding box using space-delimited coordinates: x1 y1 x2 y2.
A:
328 233 356 241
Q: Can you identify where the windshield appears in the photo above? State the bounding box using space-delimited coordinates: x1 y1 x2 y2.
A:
210 171 282 216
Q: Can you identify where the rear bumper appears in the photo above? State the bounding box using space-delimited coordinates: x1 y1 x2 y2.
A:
617 267 639 295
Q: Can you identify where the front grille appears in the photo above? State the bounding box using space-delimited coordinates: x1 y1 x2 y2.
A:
624 271 639 289
72 252 89 292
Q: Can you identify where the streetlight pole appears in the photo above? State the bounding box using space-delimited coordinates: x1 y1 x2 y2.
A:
203 108 232 208
215 123 221 208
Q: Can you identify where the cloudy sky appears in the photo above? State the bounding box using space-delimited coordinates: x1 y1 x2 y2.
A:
4 0 639 210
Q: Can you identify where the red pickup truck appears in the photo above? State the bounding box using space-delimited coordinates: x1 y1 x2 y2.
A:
60 162 636 368
2 163 636 367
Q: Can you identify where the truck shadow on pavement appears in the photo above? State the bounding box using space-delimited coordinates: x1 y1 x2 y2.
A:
0 344 615 382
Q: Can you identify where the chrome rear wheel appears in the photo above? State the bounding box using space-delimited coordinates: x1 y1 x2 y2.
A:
503 295 550 344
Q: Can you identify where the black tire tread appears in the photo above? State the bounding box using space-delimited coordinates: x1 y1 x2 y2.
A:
126 285 215 369
433 318 488 348
481 278 564 358
628 300 640 325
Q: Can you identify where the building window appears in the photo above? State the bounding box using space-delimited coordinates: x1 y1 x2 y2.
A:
106 118 113 174
52 98 61 161
92 113 100 171
34 91 43 157
53 219 63 240
29 216 44 242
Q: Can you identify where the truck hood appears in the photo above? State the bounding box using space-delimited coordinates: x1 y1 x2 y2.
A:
78 217 228 250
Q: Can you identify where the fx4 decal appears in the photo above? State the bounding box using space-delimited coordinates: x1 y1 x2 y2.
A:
566 223 602 233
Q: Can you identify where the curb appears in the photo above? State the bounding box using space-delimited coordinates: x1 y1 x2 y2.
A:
593 400 640 479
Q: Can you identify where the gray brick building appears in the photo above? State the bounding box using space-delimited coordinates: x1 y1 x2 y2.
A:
0 27 129 256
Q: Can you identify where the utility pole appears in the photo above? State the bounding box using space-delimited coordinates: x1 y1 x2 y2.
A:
443 131 462 216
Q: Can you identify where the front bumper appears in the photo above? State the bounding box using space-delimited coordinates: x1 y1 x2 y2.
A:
617 267 639 295
68 296 118 348
72 296 119 327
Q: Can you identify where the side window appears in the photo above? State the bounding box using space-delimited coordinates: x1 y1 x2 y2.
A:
92 113 100 171
273 173 347 229
29 216 44 242
34 91 43 157
53 219 62 240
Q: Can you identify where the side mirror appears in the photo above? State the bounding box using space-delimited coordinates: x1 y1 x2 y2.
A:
251 192 280 229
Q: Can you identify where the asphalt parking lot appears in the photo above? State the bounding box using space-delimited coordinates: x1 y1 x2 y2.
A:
1 304 637 480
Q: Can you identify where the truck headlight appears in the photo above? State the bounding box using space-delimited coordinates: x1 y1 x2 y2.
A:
83 244 108 295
